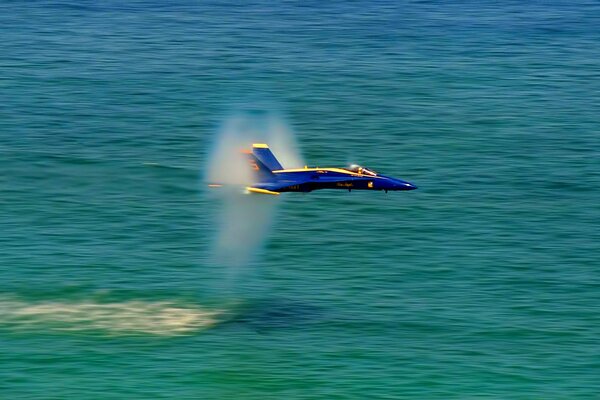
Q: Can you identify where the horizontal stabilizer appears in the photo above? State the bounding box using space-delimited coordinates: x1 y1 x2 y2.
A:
246 187 281 195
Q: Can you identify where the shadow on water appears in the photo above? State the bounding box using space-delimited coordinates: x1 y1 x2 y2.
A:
224 297 325 332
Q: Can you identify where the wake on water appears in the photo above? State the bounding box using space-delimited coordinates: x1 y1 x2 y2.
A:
0 112 302 336
0 296 222 336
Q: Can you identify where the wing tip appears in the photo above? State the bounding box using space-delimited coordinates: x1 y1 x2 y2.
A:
252 143 269 148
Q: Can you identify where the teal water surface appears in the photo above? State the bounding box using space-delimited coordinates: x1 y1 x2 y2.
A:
1 1 599 398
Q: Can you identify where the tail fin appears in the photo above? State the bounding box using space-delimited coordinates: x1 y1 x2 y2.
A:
242 143 284 182
252 144 283 171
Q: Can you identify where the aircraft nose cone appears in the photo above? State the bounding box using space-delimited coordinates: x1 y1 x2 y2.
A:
393 179 417 190
380 176 417 191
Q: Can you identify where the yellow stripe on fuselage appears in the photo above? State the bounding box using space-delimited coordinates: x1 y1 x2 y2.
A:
273 167 363 176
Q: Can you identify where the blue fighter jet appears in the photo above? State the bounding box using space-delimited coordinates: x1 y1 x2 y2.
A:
212 143 417 195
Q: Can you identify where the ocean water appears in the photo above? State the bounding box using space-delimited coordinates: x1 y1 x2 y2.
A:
1 1 599 398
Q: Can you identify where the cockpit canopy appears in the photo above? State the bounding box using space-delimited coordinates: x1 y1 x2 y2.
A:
347 164 378 176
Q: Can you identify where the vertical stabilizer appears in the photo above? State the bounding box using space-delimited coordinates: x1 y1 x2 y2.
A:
252 143 284 171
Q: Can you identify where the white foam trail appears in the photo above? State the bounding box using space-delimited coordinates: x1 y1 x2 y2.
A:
0 297 221 336
205 111 302 289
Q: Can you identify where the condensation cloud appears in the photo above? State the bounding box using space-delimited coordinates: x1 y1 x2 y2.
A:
205 111 303 290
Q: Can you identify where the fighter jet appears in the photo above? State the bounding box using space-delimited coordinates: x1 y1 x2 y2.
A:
210 143 417 195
